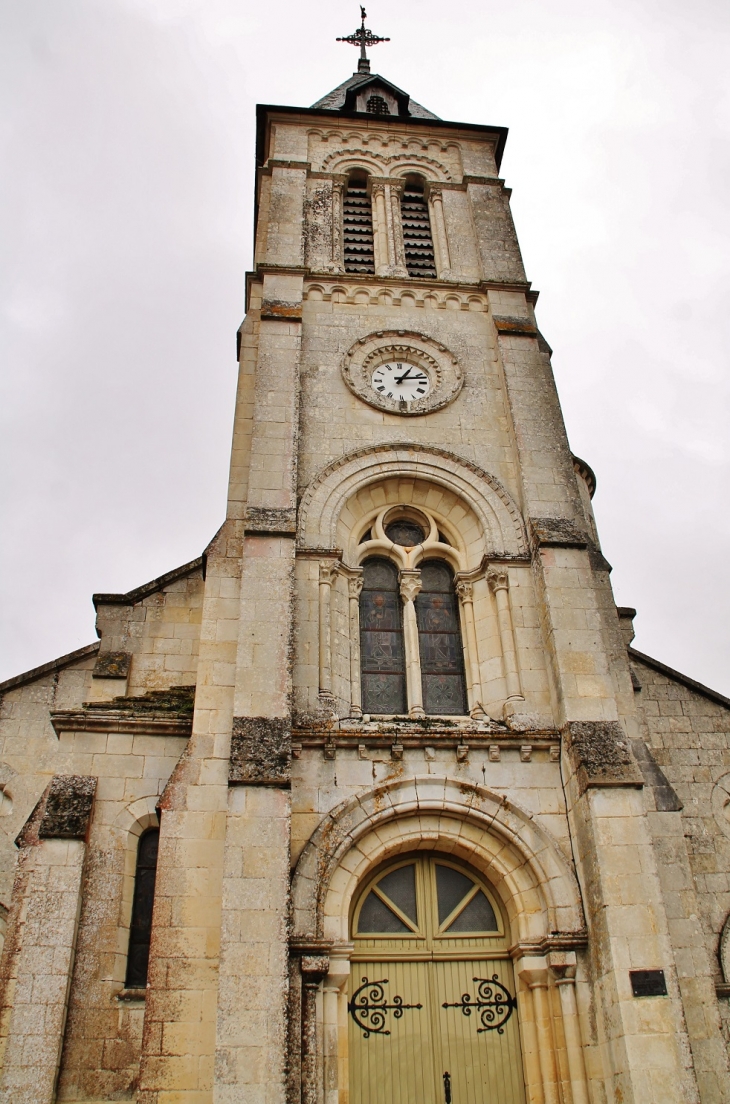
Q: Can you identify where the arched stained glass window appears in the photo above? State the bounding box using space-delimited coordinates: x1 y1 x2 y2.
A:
359 559 407 715
415 561 467 715
125 827 159 988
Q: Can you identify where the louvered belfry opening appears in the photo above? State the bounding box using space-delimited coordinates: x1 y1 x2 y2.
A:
401 178 437 278
343 175 375 274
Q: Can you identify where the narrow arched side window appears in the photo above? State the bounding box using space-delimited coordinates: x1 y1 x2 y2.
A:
415 561 468 715
360 558 407 714
343 174 374 274
125 827 159 988
401 178 436 278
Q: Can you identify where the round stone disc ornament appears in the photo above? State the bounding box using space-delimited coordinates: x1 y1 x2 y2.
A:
342 330 463 416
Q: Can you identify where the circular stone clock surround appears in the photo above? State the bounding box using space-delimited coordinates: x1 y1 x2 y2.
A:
341 330 463 416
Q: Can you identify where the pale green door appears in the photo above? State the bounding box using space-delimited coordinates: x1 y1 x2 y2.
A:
349 855 526 1104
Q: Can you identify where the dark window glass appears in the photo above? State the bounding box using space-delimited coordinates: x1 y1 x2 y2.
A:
436 864 474 924
360 559 406 714
343 176 374 274
125 828 159 988
447 890 498 932
376 864 417 925
358 891 409 933
415 562 467 715
401 180 437 278
385 519 425 547
436 864 498 932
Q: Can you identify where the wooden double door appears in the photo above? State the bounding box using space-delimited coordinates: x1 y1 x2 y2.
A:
349 855 526 1104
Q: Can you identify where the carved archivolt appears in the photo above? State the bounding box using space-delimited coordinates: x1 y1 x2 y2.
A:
290 775 585 941
304 283 487 311
298 443 528 558
320 149 454 182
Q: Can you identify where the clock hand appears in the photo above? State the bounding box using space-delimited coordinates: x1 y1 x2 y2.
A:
395 368 414 384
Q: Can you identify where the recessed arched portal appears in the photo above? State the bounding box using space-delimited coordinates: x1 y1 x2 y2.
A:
291 777 590 1104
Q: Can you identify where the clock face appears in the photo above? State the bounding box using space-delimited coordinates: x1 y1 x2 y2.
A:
371 361 431 403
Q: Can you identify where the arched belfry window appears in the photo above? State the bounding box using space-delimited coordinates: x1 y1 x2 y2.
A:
343 175 374 274
401 178 436 278
359 559 407 714
125 827 159 988
416 561 468 715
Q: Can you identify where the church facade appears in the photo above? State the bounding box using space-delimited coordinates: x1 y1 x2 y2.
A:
1 40 730 1104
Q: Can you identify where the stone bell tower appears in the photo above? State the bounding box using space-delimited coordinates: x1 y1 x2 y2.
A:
132 10 697 1099
2 11 729 1104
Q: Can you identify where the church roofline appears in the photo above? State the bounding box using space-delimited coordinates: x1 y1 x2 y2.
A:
0 641 100 695
629 646 730 710
92 556 204 610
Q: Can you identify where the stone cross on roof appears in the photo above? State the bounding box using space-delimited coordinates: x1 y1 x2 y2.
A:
336 6 390 74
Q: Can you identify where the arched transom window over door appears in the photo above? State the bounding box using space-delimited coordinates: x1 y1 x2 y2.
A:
349 854 525 1104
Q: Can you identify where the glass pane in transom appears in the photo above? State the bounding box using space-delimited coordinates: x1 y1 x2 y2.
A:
376 864 417 925
358 892 410 934
435 864 473 924
446 890 498 932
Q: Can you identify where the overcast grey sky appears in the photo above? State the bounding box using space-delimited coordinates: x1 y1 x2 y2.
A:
1 0 729 694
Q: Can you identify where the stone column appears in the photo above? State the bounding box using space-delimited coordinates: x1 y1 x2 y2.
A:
517 962 559 1104
387 179 409 278
399 570 424 717
300 955 329 1104
454 578 486 718
487 566 525 716
0 776 96 1104
428 186 452 279
318 560 336 699
323 948 351 1104
330 175 346 274
347 572 364 717
369 181 389 276
549 957 589 1104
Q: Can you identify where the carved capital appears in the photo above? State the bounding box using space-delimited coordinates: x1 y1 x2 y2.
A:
348 573 364 599
368 179 387 199
319 560 337 586
399 570 422 604
331 174 348 194
487 566 510 594
455 579 473 603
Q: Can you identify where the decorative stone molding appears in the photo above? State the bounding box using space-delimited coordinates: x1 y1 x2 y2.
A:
38 775 97 840
341 329 463 416
304 281 488 310
562 721 643 794
229 717 291 785
245 506 298 536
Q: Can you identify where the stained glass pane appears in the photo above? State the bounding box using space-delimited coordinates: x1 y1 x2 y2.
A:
377 864 417 924
358 891 410 933
447 890 498 932
436 864 473 924
415 562 467 715
385 520 425 547
360 559 406 714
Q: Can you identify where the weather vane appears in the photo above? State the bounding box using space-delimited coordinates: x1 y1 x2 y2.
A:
337 7 390 74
